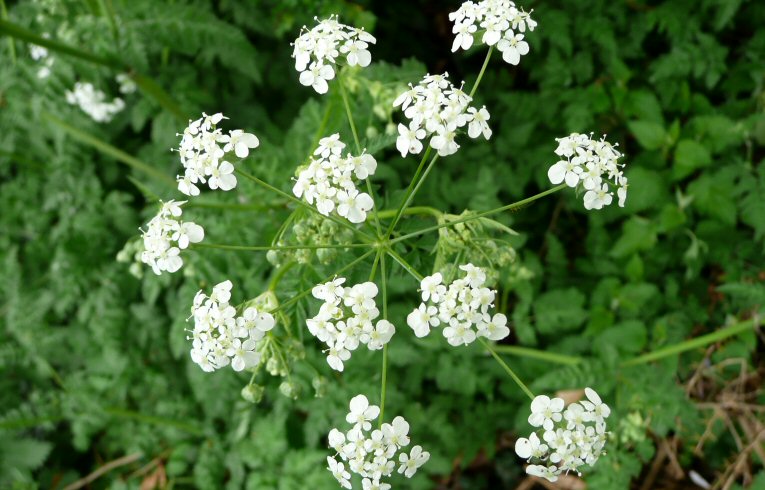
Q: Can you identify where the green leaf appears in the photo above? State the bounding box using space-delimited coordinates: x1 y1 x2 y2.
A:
673 139 712 180
628 120 667 150
534 288 588 333
0 437 52 471
610 217 658 258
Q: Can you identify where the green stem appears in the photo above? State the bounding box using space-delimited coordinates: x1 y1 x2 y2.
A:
0 0 15 64
42 111 175 186
97 0 120 46
479 337 535 401
365 177 383 238
104 407 204 436
469 46 494 99
622 317 758 366
384 145 432 239
381 46 494 243
338 72 383 237
0 18 120 68
131 73 188 122
270 250 375 314
269 260 296 291
492 345 583 365
379 252 389 427
391 184 567 244
385 248 424 282
235 168 374 242
185 200 287 211
391 153 439 228
368 248 382 281
192 242 371 252
338 72 362 153
376 206 442 220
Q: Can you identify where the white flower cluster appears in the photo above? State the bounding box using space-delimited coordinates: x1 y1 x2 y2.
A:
449 0 536 65
292 15 377 94
30 43 54 79
548 133 628 210
406 264 509 346
327 394 430 489
292 134 378 224
65 82 125 123
140 200 204 275
393 73 491 158
175 112 260 197
188 280 276 373
515 388 611 482
308 278 395 371
116 73 137 94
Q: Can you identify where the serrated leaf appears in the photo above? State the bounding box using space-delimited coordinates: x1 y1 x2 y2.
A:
673 139 711 180
628 120 667 150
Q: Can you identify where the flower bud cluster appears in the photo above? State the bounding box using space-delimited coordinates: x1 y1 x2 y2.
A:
292 134 378 224
308 278 395 371
393 73 491 158
406 264 509 346
327 394 430 489
140 200 204 275
515 388 611 482
65 82 125 122
548 133 628 210
175 112 260 196
187 280 276 372
449 0 536 65
292 15 377 94
267 214 356 267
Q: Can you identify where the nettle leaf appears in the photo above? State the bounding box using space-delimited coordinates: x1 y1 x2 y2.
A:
628 120 667 150
687 169 738 225
534 288 588 333
0 437 52 471
717 282 765 309
610 217 658 258
673 139 712 180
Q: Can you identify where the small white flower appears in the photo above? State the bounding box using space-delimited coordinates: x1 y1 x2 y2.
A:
478 312 510 341
337 189 374 224
515 432 548 460
451 22 477 52
497 31 530 65
396 123 425 158
528 395 565 431
221 129 260 158
327 457 352 489
299 62 336 94
398 445 430 478
347 395 380 431
407 304 440 337
467 106 492 139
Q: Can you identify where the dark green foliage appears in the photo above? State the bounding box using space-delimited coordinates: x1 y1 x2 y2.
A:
1 0 764 489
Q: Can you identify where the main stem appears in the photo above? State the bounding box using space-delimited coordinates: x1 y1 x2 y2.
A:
379 253 389 427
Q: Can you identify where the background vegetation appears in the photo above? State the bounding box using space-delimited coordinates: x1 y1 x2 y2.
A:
1 0 764 488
